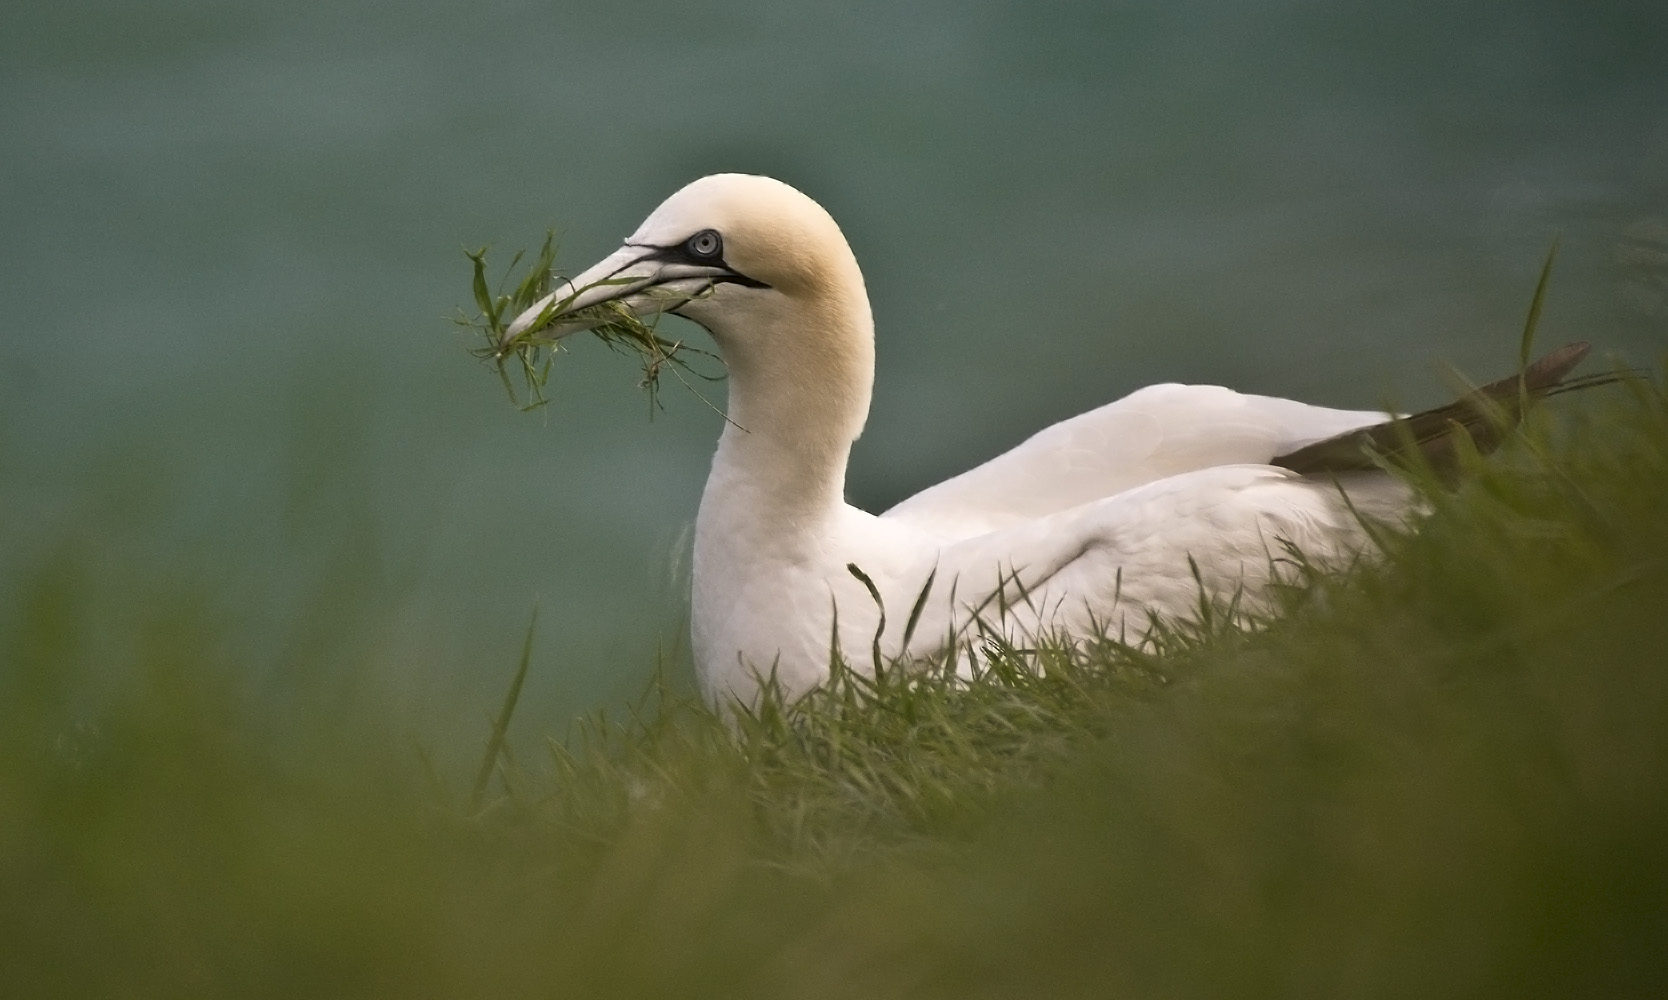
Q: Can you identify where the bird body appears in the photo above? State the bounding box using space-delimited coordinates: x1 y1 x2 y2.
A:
504 174 1585 706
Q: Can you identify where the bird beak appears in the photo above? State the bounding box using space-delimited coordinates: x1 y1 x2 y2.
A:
497 245 653 343
493 243 717 345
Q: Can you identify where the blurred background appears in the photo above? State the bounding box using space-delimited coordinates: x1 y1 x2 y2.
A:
2 0 1664 767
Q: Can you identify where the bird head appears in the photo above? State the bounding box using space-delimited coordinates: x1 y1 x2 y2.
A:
505 173 868 355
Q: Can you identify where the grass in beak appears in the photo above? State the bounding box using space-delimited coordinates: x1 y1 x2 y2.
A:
458 232 722 412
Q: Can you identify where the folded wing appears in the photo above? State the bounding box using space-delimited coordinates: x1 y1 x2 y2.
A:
880 383 1389 538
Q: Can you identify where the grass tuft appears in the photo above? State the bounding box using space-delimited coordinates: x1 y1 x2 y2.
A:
457 234 722 412
6 337 1666 993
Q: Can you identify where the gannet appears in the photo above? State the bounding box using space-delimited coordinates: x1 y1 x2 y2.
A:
504 173 1594 706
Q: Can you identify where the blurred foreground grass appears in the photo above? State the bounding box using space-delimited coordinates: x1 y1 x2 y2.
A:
4 371 1667 998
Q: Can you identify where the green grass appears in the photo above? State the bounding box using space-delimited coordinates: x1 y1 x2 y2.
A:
3 371 1667 998
460 234 722 414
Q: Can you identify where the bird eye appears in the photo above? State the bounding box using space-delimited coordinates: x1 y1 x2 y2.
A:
686 230 722 259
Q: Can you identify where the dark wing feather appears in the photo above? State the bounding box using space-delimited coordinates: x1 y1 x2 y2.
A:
1273 342 1615 475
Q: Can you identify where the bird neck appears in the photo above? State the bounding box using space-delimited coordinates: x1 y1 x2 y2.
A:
700 287 875 541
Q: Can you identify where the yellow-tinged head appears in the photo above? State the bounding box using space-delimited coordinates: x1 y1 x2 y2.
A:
507 174 876 445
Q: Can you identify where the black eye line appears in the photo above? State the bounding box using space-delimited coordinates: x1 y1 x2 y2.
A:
623 239 772 289
608 247 662 278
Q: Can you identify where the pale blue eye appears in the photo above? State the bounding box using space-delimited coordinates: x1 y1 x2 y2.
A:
687 230 722 258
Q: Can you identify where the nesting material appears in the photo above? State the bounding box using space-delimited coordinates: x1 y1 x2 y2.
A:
460 233 718 410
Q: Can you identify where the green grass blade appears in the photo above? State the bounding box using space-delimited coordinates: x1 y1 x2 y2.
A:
470 604 539 811
468 246 500 332
1520 238 1559 394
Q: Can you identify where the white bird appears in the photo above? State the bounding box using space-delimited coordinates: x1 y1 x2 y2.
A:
505 173 1593 706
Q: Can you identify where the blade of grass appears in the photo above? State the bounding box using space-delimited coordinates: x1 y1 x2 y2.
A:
471 604 539 811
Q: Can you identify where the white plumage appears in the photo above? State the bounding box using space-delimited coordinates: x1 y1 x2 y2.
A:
505 174 1446 705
